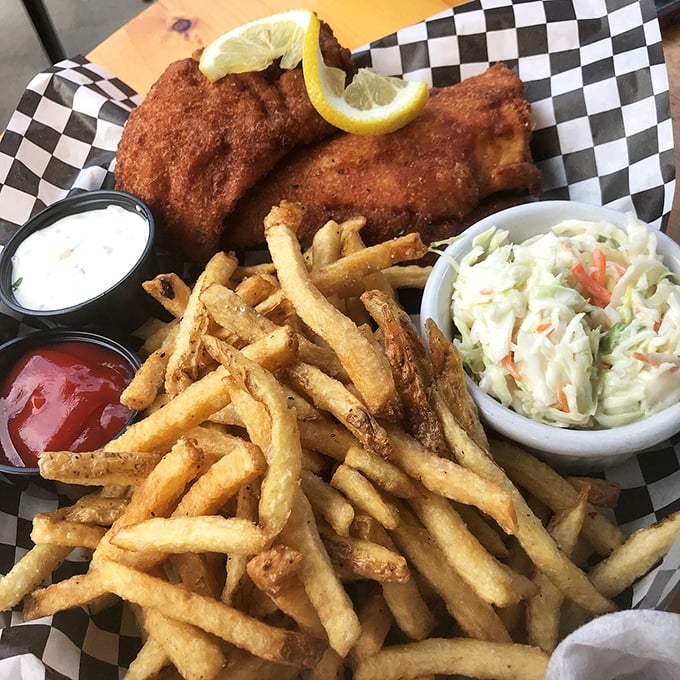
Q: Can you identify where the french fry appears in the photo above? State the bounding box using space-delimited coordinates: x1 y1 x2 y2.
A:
165 251 237 396
491 439 625 556
223 482 260 607
140 319 179 355
425 319 488 450
98 559 325 668
301 447 330 474
104 368 232 453
344 445 418 499
23 571 107 621
0 544 72 612
568 476 621 508
93 438 203 569
331 464 400 530
142 272 192 318
353 517 436 641
526 491 588 652
283 361 393 459
31 511 106 549
279 490 362 657
201 282 346 379
170 552 222 599
255 287 298 326
121 346 172 410
206 339 301 538
39 450 163 486
361 289 446 453
308 218 344 274
451 501 510 559
133 316 171 341
111 516 269 555
354 638 550 680
234 272 279 306
124 637 169 680
301 469 355 537
310 647 344 680
409 489 535 607
264 202 398 417
246 545 325 637
224 652 300 680
144 607 226 680
349 588 394 667
64 494 128 526
172 440 266 516
318 522 410 583
382 264 432 289
388 505 512 643
239 326 300 371
311 232 428 298
388 426 517 535
432 390 616 615
588 509 680 598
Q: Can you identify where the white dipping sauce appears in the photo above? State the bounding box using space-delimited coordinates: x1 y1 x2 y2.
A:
11 204 149 311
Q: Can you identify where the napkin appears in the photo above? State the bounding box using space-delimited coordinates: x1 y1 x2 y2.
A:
545 610 680 679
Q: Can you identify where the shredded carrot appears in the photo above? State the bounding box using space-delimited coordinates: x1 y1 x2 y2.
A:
633 352 680 372
614 264 626 279
591 247 606 286
557 383 570 412
502 352 522 382
571 262 611 306
536 322 552 333
479 288 493 295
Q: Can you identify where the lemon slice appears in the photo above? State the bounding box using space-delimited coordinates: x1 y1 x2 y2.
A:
302 16 429 135
199 9 429 135
199 9 315 81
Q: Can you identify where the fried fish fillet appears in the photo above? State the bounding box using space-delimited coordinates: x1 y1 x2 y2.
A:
225 63 541 252
114 23 354 266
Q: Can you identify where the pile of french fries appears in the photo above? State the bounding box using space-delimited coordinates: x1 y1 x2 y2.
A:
2 200 680 680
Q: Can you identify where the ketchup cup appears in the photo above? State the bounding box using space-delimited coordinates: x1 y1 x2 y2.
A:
0 329 140 481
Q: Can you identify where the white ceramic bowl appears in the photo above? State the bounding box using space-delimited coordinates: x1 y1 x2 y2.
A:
420 200 680 472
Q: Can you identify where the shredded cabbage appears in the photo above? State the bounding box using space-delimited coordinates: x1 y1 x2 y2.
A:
451 216 680 429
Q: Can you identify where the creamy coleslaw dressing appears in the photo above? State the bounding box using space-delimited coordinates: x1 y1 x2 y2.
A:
451 216 680 429
11 205 149 311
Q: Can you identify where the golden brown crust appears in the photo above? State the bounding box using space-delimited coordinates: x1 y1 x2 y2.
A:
226 63 541 252
114 22 354 266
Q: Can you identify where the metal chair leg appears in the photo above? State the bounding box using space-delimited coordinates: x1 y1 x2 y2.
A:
20 0 67 63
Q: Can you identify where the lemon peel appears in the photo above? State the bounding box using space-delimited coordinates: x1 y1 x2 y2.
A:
198 9 315 81
301 15 429 135
199 9 429 135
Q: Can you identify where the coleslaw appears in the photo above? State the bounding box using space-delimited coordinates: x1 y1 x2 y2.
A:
450 215 680 428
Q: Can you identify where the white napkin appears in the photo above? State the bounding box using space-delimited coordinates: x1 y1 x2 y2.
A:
545 609 680 679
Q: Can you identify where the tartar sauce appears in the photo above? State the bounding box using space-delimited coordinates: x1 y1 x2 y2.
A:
11 204 149 311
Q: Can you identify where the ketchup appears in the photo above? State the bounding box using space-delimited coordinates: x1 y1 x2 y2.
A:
0 341 135 468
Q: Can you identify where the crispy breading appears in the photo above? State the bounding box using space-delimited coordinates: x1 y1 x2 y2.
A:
114 22 354 266
225 63 541 252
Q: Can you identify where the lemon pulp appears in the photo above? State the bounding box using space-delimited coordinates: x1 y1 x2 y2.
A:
199 9 429 135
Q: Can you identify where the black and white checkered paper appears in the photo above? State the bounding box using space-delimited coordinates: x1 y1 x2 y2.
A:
0 0 679 676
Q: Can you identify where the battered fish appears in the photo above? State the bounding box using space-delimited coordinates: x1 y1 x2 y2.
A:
225 63 541 251
114 23 354 266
